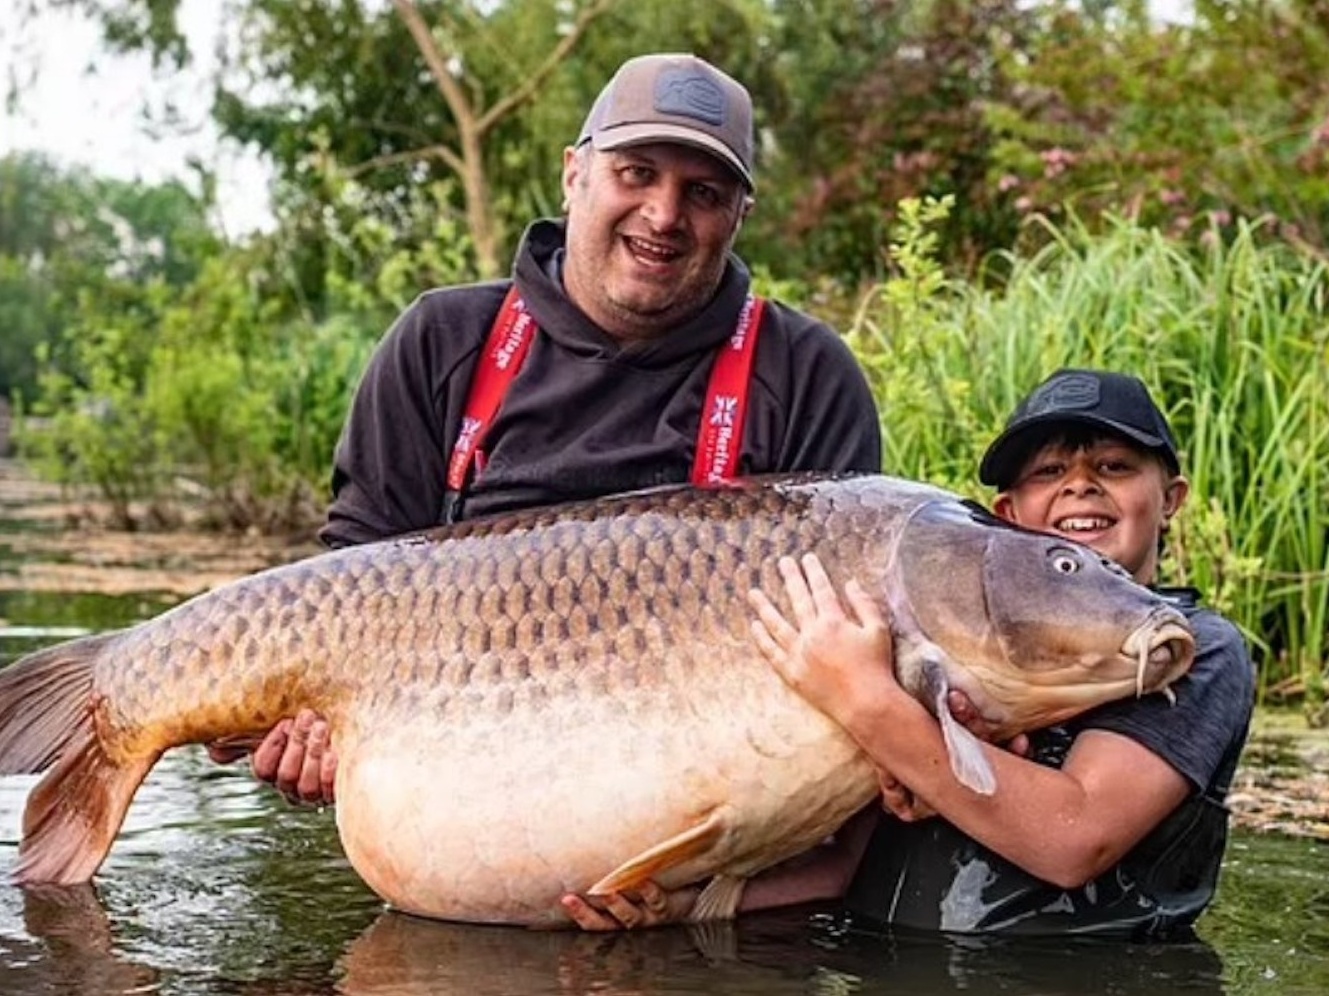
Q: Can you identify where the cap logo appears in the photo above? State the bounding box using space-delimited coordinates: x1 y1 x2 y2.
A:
655 69 725 126
1024 373 1101 416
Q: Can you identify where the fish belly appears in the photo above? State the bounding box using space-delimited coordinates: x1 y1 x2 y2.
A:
333 659 877 925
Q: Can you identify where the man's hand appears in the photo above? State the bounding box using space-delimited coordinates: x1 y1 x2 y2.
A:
207 709 338 806
560 881 699 931
877 769 936 821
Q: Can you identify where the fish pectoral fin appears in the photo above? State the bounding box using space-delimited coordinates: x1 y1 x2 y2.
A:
938 710 996 796
927 660 997 797
688 873 747 922
588 810 728 897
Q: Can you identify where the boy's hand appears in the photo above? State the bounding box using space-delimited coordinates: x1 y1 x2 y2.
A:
749 554 1030 820
748 553 900 729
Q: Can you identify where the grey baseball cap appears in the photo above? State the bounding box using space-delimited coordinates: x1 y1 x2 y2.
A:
577 53 755 191
979 369 1181 489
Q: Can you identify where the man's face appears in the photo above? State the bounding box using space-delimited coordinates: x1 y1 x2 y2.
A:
992 434 1188 584
561 142 750 341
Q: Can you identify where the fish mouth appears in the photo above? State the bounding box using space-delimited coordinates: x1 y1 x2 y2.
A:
1122 610 1196 701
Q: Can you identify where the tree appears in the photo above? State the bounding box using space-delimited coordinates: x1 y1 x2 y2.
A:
985 0 1329 257
36 0 621 277
0 151 215 400
385 0 617 275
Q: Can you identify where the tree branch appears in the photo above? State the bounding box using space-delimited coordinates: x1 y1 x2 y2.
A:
391 0 474 136
478 0 619 136
344 144 464 179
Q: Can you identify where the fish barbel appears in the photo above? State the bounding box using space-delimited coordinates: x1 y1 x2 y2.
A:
0 474 1194 925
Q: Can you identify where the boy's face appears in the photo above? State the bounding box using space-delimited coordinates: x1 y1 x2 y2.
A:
992 433 1188 585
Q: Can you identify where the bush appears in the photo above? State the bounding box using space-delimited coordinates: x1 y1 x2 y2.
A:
851 201 1328 708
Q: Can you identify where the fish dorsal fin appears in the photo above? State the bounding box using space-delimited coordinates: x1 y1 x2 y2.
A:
588 808 728 897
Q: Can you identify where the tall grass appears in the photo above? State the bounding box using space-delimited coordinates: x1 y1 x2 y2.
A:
849 204 1328 708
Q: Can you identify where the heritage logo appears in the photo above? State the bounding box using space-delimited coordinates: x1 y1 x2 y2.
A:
492 311 532 370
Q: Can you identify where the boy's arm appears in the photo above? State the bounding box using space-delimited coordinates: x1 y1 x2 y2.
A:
753 554 1191 889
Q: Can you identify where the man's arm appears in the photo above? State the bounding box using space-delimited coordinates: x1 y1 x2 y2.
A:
320 294 464 548
762 305 882 474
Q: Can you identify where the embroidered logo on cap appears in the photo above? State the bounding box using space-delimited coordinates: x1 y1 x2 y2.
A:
655 69 725 126
1024 373 1101 415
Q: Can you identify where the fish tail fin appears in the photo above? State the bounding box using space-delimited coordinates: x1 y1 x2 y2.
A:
0 633 111 774
0 633 150 884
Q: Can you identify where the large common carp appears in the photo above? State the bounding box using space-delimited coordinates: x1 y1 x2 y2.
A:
0 474 1193 926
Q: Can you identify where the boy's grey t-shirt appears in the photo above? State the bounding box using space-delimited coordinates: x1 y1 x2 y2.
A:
846 591 1255 938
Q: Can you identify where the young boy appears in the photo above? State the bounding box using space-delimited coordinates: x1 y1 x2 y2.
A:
564 368 1255 938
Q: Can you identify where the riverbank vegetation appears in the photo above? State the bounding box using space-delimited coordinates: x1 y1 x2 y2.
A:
3 0 1326 708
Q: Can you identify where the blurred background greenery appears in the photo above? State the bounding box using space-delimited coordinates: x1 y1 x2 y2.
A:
1 0 1325 709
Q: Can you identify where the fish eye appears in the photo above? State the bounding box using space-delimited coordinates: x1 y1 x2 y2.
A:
1048 547 1083 575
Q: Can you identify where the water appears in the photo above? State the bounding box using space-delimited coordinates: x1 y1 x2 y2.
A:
1 596 1327 995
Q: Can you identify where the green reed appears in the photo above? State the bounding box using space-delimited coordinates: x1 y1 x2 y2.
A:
848 205 1328 708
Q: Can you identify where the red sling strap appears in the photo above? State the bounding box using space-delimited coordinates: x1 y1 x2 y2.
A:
691 294 765 484
448 289 765 498
446 287 536 492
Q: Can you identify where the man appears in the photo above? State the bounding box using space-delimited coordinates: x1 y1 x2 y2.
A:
212 53 881 801
568 369 1253 938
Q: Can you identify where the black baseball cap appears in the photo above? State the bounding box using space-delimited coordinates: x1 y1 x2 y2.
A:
576 53 755 191
979 369 1181 489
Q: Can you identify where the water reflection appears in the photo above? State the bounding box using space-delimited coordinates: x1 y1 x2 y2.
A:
1 884 158 995
334 906 1233 996
0 751 1325 996
2 883 1239 996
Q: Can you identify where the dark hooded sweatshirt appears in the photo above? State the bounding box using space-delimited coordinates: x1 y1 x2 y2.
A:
321 218 881 546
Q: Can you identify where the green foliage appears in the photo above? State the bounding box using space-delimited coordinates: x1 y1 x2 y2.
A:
850 200 1329 704
744 0 1030 282
0 151 216 399
16 159 474 533
987 0 1329 258
21 290 169 526
0 255 52 401
848 195 987 492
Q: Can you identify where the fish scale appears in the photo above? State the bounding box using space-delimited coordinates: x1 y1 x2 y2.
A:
0 473 1194 925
